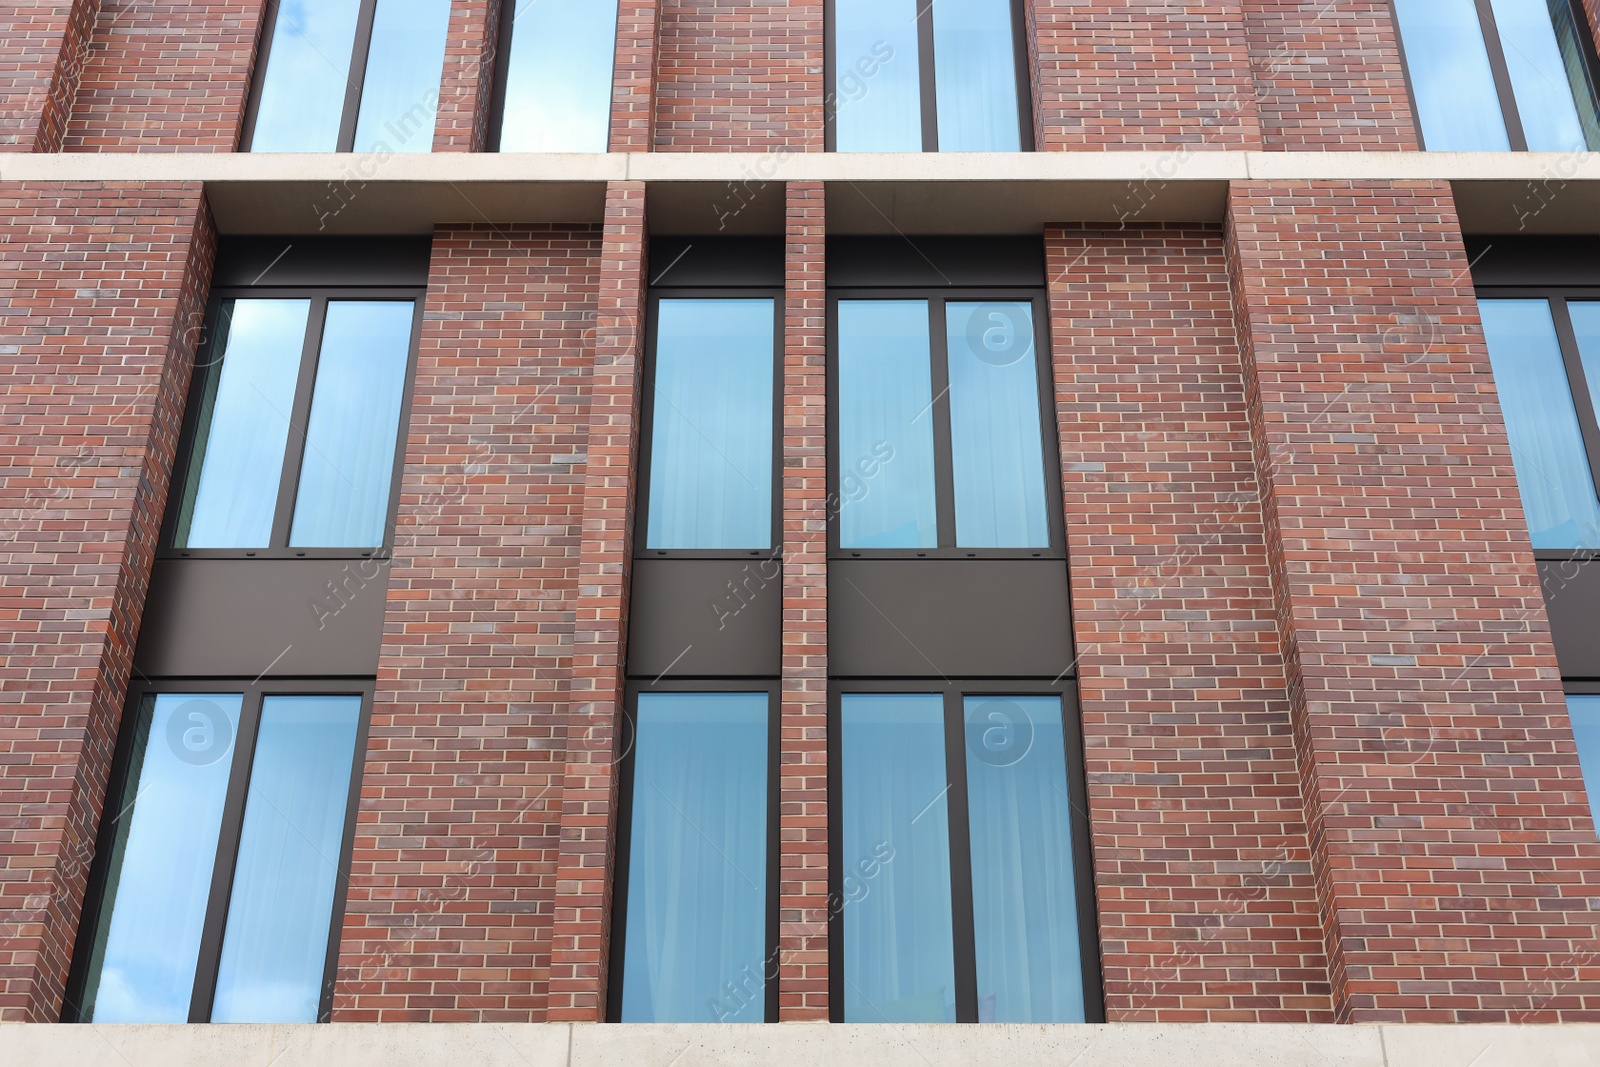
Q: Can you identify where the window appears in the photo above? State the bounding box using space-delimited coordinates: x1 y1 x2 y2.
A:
242 0 453 153
830 684 1100 1023
1392 0 1600 151
170 293 419 553
491 0 620 151
610 686 778 1023
1477 296 1600 550
66 683 367 1023
1569 691 1600 832
830 293 1059 553
828 0 1032 151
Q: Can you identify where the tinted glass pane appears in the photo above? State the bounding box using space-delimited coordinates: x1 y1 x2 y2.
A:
81 694 243 1022
1568 302 1600 427
932 0 1022 151
1480 300 1600 549
350 0 452 154
1545 0 1600 149
178 300 310 549
1394 0 1512 150
841 694 955 1023
1490 0 1596 150
1569 695 1600 833
499 0 620 151
620 693 768 1023
211 696 362 1023
838 301 938 548
289 301 413 548
946 302 1050 548
834 0 923 151
249 0 362 152
964 696 1085 1023
646 299 775 550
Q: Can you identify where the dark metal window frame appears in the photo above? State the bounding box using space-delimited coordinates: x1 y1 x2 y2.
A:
606 678 783 1024
823 0 1035 152
160 285 426 562
485 0 624 153
634 288 787 561
1390 0 1600 151
825 678 1104 1024
239 0 387 153
826 287 1066 560
1474 284 1600 564
63 677 374 1024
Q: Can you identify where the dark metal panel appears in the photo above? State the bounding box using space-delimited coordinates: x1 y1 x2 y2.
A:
827 236 1046 288
1540 558 1600 678
626 557 783 679
1468 237 1600 287
135 558 389 678
828 559 1074 678
212 237 434 287
647 237 785 288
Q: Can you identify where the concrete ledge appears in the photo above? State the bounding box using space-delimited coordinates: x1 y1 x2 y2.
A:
3 1022 1597 1067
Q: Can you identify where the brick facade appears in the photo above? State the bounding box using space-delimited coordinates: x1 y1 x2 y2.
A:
432 0 501 153
0 0 97 152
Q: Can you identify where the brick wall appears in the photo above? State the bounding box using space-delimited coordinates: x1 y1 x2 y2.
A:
1047 224 1333 1022
433 0 500 152
334 223 601 1021
0 0 97 152
1226 181 1600 1022
62 0 264 151
610 0 662 151
0 182 214 1020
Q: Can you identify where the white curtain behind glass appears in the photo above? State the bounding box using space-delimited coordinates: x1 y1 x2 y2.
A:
931 0 1022 150
834 0 923 151
351 0 453 153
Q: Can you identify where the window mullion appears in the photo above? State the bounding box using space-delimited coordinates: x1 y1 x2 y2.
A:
1550 297 1600 503
916 0 940 152
1008 0 1035 150
943 688 980 1023
929 298 958 548
338 0 381 153
1474 0 1532 151
268 298 328 549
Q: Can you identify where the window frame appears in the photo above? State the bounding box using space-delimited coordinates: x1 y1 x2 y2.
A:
1390 0 1600 151
63 677 373 1024
822 0 1035 152
239 0 381 153
634 288 787 561
825 678 1103 1024
1474 285 1600 561
485 0 622 153
160 286 425 561
606 678 783 1024
825 287 1065 560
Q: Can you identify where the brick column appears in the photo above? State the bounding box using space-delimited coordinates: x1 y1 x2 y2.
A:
609 0 661 152
1045 223 1333 1022
0 183 213 1020
432 0 501 152
334 223 602 1021
1226 181 1600 1022
0 0 98 152
547 182 647 1021
778 181 828 1020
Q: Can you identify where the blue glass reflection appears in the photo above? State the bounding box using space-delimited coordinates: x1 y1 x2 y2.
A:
1568 695 1600 834
964 696 1085 1022
211 696 361 1022
946 302 1050 548
620 693 769 1022
932 0 1022 151
289 301 414 548
834 0 923 151
1479 300 1600 549
351 0 453 154
1567 302 1600 431
838 301 938 548
1393 0 1512 150
1490 0 1595 150
180 300 310 548
249 0 362 152
499 0 620 151
841 694 956 1023
646 299 776 550
82 694 242 1022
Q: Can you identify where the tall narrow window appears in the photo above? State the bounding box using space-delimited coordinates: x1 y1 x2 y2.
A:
1393 0 1600 151
494 0 620 151
1568 693 1600 831
829 0 1031 151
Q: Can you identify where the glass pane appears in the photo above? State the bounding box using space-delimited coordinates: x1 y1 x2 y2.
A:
211 696 362 1023
1479 300 1600 549
946 301 1050 548
499 0 620 151
932 0 1022 151
80 694 243 1022
248 0 362 152
1490 0 1595 150
1567 302 1600 429
1394 0 1513 150
838 301 938 548
964 696 1085 1023
350 0 453 154
1545 0 1600 149
646 299 776 550
841 694 956 1023
178 300 310 549
1568 694 1600 832
289 301 414 548
834 0 923 151
620 693 769 1023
